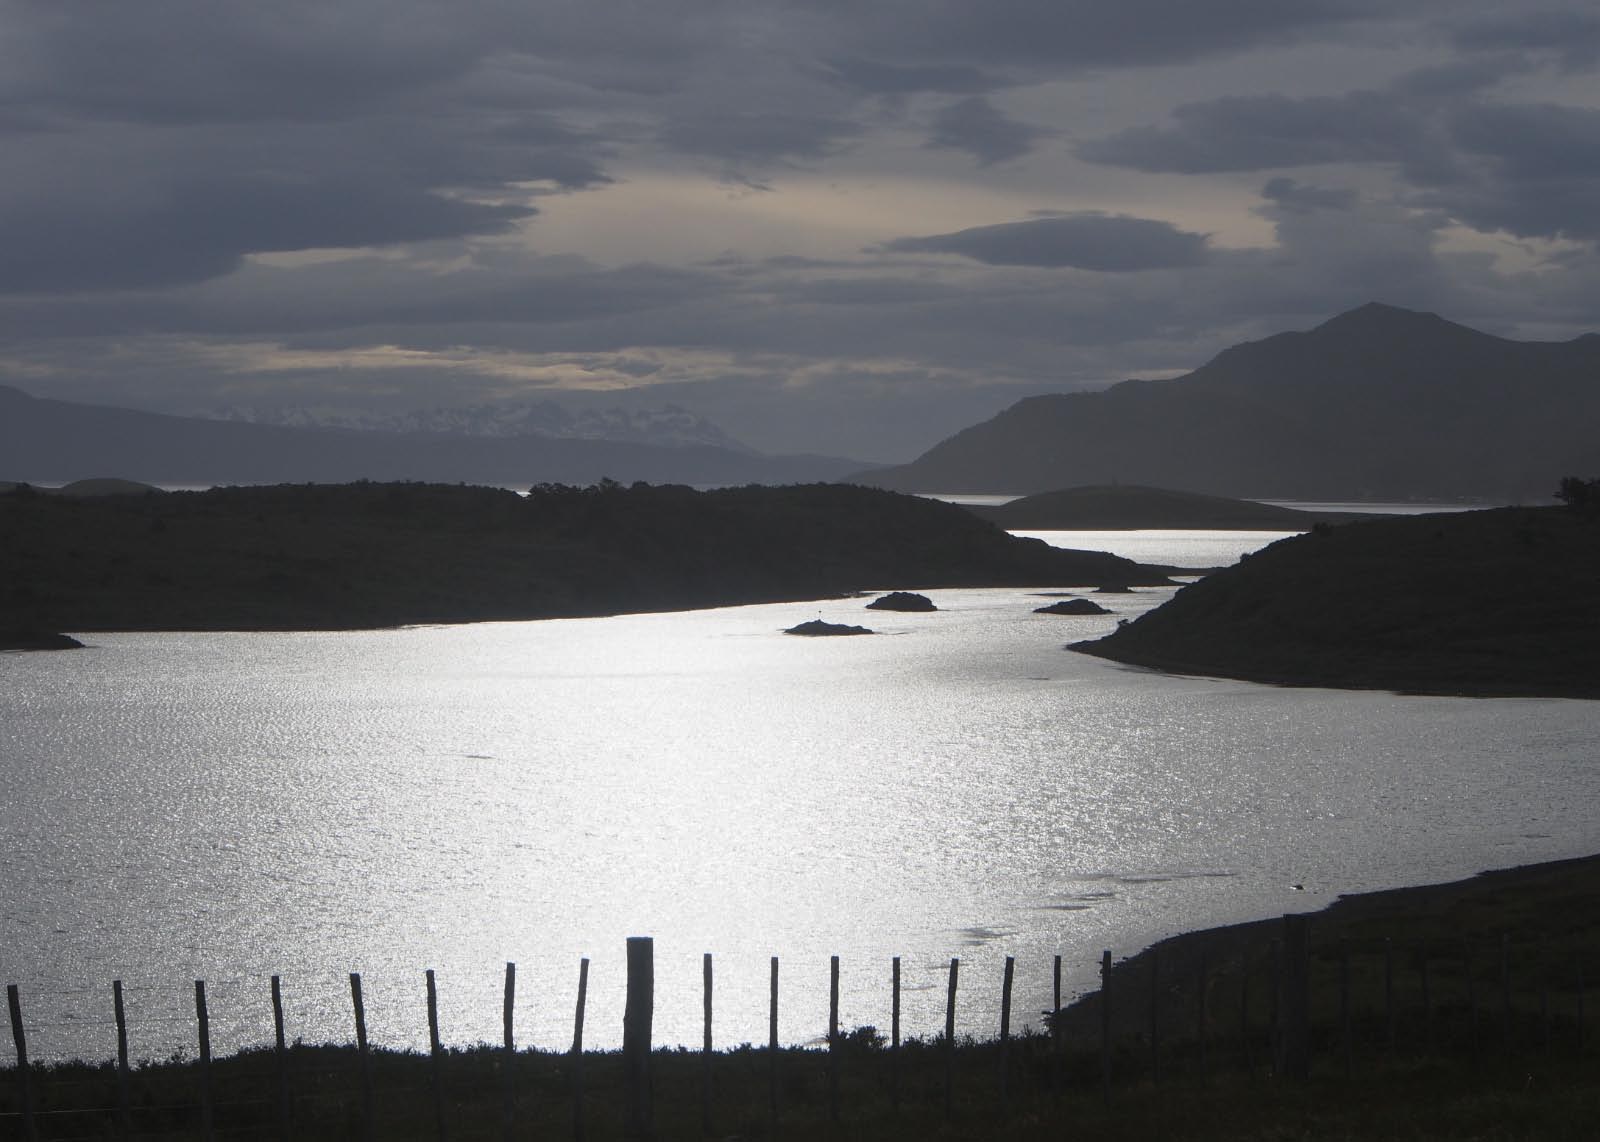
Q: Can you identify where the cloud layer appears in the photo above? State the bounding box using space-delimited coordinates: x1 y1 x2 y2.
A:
1 0 1597 461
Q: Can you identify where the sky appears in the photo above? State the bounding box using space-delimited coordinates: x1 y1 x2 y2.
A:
3 0 1599 462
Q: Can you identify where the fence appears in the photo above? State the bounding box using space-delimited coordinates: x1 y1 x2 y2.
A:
3 918 1594 1141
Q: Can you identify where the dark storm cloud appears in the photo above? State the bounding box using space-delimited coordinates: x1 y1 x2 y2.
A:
882 214 1211 270
924 97 1053 165
1422 102 1600 241
1259 177 1360 213
833 0 1405 71
1075 91 1425 173
1451 10 1600 70
658 111 863 164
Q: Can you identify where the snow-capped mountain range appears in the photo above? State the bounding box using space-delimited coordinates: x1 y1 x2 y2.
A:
203 401 754 453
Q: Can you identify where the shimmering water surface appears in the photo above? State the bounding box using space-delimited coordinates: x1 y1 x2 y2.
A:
3 532 1598 1064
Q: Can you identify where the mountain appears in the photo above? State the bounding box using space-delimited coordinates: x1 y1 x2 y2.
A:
1071 503 1600 699
859 304 1600 501
967 484 1381 530
0 385 864 487
202 400 755 452
0 481 1177 632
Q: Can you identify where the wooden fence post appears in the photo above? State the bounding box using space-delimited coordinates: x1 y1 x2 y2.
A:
350 972 374 1142
502 962 516 1142
271 975 289 1142
702 953 713 1138
1000 956 1014 1112
1100 950 1112 1104
891 956 902 1113
114 980 132 1142
768 956 778 1130
195 980 215 1142
426 969 447 1142
573 957 589 1142
944 957 959 1119
623 937 654 1140
1052 954 1062 1098
828 955 840 1124
7 983 37 1142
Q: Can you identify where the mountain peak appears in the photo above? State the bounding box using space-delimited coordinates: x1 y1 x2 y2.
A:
1310 302 1480 340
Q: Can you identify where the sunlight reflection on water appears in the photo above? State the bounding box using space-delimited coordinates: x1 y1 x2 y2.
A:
3 572 1598 1061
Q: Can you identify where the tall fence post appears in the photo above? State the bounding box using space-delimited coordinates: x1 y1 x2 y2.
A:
768 956 779 1130
573 957 589 1142
502 962 516 1142
7 983 38 1142
1280 915 1311 1080
999 956 1014 1113
426 968 447 1142
623 936 654 1140
114 979 133 1142
195 980 215 1142
350 972 374 1142
828 955 840 1124
1052 954 1063 1098
1100 950 1112 1104
271 975 289 1142
944 957 959 1119
702 952 713 1138
891 956 902 1113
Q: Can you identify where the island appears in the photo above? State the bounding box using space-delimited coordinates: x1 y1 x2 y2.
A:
1072 499 1600 699
0 480 1181 632
784 619 873 636
1034 598 1111 616
967 484 1383 530
0 629 84 651
865 591 936 611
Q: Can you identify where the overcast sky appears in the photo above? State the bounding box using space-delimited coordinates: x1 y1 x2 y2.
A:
3 0 1599 461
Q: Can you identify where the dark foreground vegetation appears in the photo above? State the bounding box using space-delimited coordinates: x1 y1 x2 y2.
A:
1075 500 1600 698
6 855 1597 1140
0 480 1174 633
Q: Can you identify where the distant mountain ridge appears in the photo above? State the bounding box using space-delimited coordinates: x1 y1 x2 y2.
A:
0 384 864 487
202 400 755 452
967 485 1381 530
861 304 1600 501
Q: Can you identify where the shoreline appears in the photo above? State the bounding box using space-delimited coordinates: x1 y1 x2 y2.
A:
1053 851 1600 1043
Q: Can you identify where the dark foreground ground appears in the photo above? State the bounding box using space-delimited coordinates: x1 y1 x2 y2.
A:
6 855 1596 1140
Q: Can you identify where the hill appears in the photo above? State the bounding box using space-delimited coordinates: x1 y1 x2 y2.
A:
0 480 1176 632
1071 503 1600 698
861 304 1600 500
968 484 1381 530
0 384 866 488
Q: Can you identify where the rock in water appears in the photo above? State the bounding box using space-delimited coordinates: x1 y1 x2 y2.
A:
784 619 875 636
1034 599 1111 616
0 629 85 650
865 591 936 612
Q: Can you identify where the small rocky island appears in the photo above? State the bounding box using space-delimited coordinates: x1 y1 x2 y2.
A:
865 591 936 612
784 619 874 636
1073 495 1600 699
1035 599 1112 616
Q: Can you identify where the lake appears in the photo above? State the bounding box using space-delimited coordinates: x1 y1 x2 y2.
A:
3 528 1597 1063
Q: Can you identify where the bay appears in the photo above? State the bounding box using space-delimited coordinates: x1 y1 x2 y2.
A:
3 531 1597 1064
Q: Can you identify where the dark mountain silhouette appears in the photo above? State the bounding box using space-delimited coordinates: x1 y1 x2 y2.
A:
967 484 1382 530
1072 502 1600 699
860 304 1600 500
0 480 1177 632
0 384 867 488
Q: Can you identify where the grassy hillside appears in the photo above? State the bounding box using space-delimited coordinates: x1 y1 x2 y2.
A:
1073 504 1600 698
0 480 1175 633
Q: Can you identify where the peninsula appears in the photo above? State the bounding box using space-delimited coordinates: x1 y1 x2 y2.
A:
0 480 1177 633
967 484 1383 530
1072 501 1600 699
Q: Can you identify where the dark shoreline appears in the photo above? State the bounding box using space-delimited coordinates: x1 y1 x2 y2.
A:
1053 851 1600 1043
